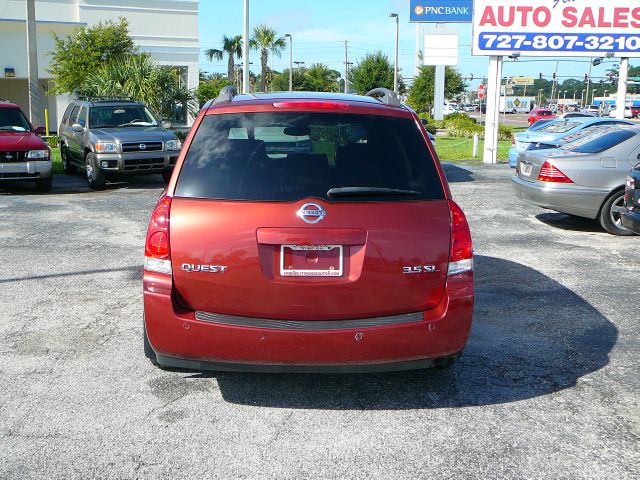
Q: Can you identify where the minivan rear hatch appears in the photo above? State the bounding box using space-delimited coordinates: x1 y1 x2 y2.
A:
170 110 451 320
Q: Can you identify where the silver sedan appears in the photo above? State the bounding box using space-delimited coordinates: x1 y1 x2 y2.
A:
512 126 640 235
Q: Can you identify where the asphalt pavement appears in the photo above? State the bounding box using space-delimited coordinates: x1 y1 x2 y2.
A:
0 167 637 479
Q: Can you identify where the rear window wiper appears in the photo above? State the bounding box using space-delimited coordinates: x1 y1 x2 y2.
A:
327 186 421 197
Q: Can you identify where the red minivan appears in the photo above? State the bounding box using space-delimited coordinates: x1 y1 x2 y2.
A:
143 88 474 372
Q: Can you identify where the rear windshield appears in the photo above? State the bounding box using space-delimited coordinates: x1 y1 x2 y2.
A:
537 110 553 116
174 112 444 202
536 121 580 133
568 130 635 154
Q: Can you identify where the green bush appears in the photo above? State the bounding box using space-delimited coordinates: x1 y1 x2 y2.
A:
445 122 484 138
442 112 473 124
498 124 514 141
423 123 437 135
44 135 60 148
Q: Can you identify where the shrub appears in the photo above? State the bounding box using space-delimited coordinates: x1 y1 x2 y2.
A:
423 123 437 135
498 124 514 141
445 122 484 138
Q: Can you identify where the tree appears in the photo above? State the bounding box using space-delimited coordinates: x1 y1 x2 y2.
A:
271 63 340 92
250 25 286 92
348 52 402 95
306 64 341 92
48 18 136 94
195 76 233 106
407 66 466 113
204 35 243 82
78 53 195 121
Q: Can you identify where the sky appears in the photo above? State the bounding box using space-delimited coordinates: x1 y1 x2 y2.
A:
197 0 628 90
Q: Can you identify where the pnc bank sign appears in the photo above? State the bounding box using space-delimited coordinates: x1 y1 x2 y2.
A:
410 0 473 23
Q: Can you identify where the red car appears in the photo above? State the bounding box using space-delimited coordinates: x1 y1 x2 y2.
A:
143 87 474 372
0 100 51 191
528 108 557 126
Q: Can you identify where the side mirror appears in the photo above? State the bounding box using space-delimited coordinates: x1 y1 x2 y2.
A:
71 123 84 132
161 120 172 129
34 126 46 136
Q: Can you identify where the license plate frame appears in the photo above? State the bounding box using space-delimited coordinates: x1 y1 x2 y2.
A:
280 245 343 277
521 162 533 176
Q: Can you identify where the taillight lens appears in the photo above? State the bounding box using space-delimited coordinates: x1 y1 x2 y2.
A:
538 161 573 183
448 200 473 276
144 196 172 274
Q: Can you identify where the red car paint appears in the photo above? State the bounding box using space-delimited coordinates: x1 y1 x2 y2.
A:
528 108 557 126
0 101 46 150
143 92 474 372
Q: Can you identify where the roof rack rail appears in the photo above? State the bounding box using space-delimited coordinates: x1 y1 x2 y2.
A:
364 88 402 107
214 85 238 104
76 96 136 102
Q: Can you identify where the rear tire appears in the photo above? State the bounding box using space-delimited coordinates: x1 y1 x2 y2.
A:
35 176 52 193
599 190 634 236
61 146 76 175
85 153 106 190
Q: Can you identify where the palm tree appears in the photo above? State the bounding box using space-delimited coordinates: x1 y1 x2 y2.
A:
250 25 286 92
205 35 242 82
306 64 341 92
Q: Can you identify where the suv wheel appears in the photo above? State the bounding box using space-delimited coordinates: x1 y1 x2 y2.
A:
35 176 52 193
61 146 75 175
85 153 106 190
599 190 634 236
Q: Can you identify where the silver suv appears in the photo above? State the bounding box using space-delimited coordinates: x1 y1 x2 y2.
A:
58 99 181 189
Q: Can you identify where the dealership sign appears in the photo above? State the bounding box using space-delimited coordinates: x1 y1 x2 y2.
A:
472 0 640 57
410 0 473 23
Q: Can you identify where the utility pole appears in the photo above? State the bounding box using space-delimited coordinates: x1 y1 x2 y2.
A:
389 13 399 94
242 0 250 93
284 34 292 92
344 40 349 94
584 58 593 107
615 57 629 120
26 0 40 127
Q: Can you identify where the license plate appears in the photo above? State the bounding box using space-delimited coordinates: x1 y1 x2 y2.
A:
521 162 533 176
280 245 343 277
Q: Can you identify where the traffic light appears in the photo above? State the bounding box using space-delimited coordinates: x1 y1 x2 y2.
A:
552 72 556 80
539 73 543 79
470 74 474 80
584 74 589 81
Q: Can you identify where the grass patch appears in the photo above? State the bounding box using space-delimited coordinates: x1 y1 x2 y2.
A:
434 137 511 162
51 147 63 174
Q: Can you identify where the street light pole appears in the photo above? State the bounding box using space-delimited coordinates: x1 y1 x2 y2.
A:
242 0 250 94
26 0 40 127
389 13 399 94
284 34 292 92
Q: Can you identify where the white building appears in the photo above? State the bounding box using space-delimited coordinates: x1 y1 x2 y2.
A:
0 0 200 129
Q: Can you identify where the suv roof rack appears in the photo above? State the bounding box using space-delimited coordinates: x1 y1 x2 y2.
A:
365 88 402 107
76 96 137 103
214 85 238 104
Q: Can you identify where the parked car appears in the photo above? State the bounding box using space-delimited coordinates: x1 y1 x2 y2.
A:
430 104 458 116
607 106 633 119
512 126 640 235
0 99 52 192
508 117 633 167
143 87 474 372
58 98 181 189
528 108 557 126
583 105 601 115
463 104 475 112
620 164 640 234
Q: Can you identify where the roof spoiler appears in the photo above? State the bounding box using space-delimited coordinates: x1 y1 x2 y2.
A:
365 88 402 107
214 85 238 104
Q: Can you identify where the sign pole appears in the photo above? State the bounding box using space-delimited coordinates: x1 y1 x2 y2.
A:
483 55 502 165
615 57 629 120
242 0 250 93
433 23 446 120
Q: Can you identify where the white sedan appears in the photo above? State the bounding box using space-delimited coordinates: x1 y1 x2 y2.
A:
608 107 633 118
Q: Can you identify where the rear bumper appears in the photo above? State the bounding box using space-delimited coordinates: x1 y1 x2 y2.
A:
511 175 606 219
620 208 640 234
0 161 52 180
143 272 474 372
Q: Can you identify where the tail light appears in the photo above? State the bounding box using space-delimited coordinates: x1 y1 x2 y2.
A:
448 200 473 276
144 196 172 274
538 161 573 183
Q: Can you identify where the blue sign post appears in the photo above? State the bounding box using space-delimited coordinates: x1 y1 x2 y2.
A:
409 0 473 23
